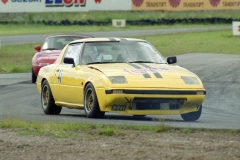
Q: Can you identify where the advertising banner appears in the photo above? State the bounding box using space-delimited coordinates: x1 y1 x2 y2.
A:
132 0 240 11
1 0 240 12
0 0 131 12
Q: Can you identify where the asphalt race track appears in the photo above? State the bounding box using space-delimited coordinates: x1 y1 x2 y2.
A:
0 26 240 129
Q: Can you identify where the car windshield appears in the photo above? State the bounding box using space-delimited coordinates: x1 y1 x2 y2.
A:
42 36 83 50
81 40 167 64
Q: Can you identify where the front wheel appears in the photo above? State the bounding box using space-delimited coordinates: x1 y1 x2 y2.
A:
41 80 62 115
181 105 202 121
84 83 105 118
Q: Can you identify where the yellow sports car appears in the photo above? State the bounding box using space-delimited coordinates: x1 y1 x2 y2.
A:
36 37 206 121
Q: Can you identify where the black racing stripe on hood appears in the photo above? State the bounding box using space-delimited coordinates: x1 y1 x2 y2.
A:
138 63 162 78
127 63 151 78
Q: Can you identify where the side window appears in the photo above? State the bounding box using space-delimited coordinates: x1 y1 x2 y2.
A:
63 43 82 65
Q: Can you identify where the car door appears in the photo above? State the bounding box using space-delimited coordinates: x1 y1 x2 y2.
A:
53 43 84 105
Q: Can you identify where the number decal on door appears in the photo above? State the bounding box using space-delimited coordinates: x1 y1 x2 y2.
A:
57 69 63 83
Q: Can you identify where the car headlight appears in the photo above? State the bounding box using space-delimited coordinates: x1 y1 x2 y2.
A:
181 76 199 84
108 76 128 84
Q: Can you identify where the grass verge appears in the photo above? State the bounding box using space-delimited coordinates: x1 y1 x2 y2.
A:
0 119 239 138
0 23 228 36
0 43 39 73
135 29 239 55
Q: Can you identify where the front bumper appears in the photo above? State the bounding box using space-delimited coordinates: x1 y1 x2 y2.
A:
96 88 206 115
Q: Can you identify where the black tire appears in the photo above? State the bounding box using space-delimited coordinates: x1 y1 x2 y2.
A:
181 105 202 121
32 69 37 83
41 80 62 115
84 83 105 118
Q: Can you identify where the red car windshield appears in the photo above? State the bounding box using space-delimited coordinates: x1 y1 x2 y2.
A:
42 36 83 51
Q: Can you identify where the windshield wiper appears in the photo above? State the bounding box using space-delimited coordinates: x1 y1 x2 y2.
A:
128 61 167 64
128 61 153 63
86 62 101 65
86 61 114 65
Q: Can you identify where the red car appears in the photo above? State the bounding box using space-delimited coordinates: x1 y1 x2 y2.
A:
32 34 92 83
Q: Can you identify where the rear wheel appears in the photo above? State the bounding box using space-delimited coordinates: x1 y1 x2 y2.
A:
84 83 105 118
41 80 62 115
32 69 37 83
181 105 202 121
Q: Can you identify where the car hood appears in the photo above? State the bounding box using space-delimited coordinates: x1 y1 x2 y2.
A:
36 50 61 63
89 63 204 89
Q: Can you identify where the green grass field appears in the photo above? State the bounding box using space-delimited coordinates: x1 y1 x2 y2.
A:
0 119 236 137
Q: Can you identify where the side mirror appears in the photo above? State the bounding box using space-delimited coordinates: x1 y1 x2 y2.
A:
64 57 75 67
34 45 41 52
167 56 177 64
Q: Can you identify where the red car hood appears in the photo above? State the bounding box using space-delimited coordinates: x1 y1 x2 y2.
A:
36 50 61 64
